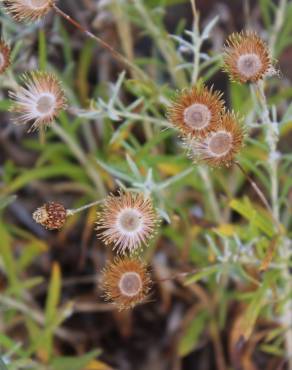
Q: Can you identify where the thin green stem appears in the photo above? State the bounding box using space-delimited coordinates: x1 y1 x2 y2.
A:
134 0 188 88
198 166 221 223
190 0 201 85
158 167 194 190
254 82 279 221
269 0 287 56
66 199 104 216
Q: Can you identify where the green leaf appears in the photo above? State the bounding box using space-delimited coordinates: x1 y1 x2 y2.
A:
185 265 220 285
0 195 17 210
38 29 47 71
44 262 62 358
0 223 19 293
230 197 276 238
51 349 102 370
178 310 209 357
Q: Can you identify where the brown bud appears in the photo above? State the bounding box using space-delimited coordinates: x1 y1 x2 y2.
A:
33 202 67 230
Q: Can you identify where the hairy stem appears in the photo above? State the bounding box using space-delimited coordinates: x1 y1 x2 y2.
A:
235 161 274 216
190 0 202 85
67 199 104 216
52 4 148 82
198 166 221 223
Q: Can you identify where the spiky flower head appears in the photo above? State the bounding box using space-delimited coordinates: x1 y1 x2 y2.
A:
9 71 67 131
33 202 67 230
185 111 245 167
96 191 159 255
167 85 225 138
0 40 11 74
101 257 151 310
223 31 274 84
3 0 54 22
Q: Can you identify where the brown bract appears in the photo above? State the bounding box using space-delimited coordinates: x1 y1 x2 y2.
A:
0 40 11 74
167 85 225 138
186 111 245 167
96 192 159 255
101 258 151 310
9 71 67 132
4 0 54 22
33 202 67 230
223 31 273 84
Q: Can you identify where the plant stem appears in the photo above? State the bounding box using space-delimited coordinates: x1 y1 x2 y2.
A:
133 0 188 88
254 82 280 220
52 4 148 82
51 122 106 196
254 79 292 370
190 0 201 85
269 0 287 56
198 166 221 223
66 199 103 216
235 161 274 216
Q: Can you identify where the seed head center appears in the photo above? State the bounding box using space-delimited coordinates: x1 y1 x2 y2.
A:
118 209 141 232
30 0 49 8
119 272 142 297
184 103 211 130
209 131 232 156
36 94 55 115
237 53 262 78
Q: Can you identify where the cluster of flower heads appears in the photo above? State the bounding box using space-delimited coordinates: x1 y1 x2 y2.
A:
32 192 159 310
1 1 275 311
167 85 245 167
167 31 274 167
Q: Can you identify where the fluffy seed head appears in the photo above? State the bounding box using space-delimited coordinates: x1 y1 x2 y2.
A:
185 111 245 167
223 31 273 83
33 202 67 230
3 0 54 22
101 257 151 310
96 191 159 255
167 85 225 137
0 40 11 74
9 71 67 131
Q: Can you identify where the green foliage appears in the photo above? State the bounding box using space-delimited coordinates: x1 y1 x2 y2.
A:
0 0 291 369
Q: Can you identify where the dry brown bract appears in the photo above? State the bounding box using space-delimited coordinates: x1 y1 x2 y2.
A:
185 112 245 167
0 40 11 74
101 258 151 310
9 71 67 131
33 202 67 230
96 192 159 255
223 31 273 84
167 85 224 138
4 0 54 22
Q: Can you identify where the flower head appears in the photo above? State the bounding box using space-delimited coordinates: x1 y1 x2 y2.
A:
223 31 274 83
167 85 225 137
101 257 151 310
9 71 67 131
33 202 67 230
0 40 11 74
96 191 159 255
3 0 54 22
186 111 245 167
